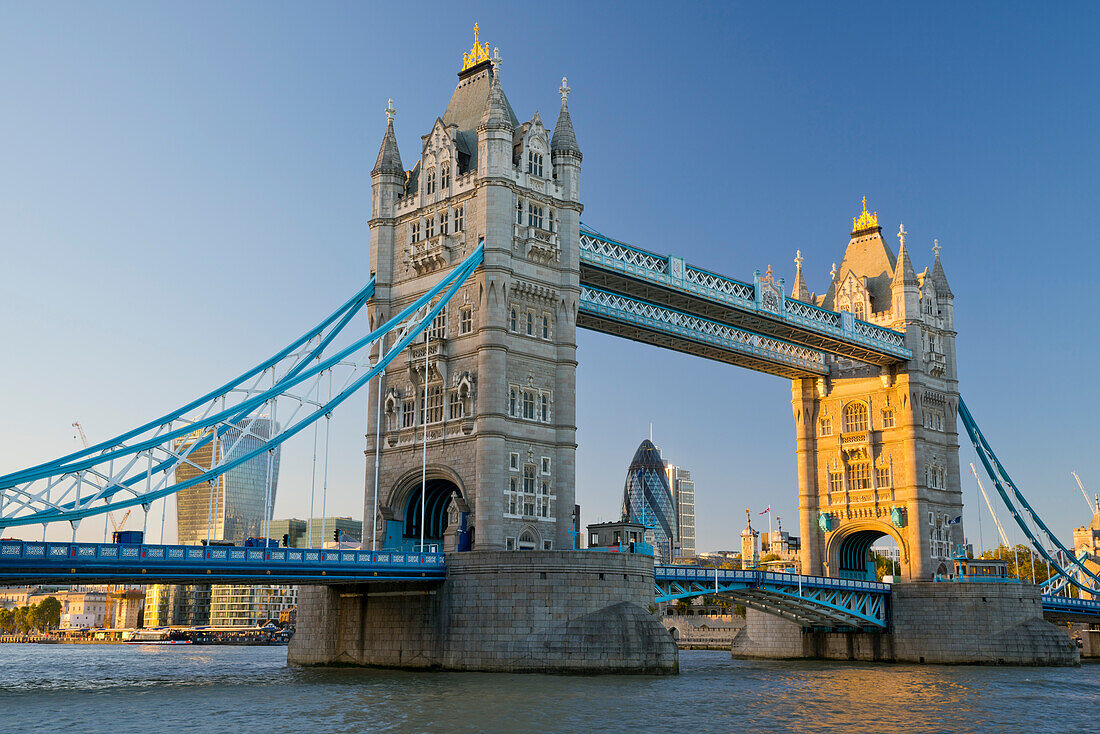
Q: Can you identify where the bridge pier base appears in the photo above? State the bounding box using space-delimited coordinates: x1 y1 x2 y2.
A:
288 551 678 673
732 582 1078 665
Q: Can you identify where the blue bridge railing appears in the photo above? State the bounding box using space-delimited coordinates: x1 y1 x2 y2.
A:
1040 594 1100 617
0 539 445 584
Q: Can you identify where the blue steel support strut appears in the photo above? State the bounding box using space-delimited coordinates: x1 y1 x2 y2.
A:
0 246 483 528
959 398 1100 593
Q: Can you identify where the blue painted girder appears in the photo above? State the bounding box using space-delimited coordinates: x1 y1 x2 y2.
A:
0 539 446 586
655 565 889 629
1040 594 1100 619
579 286 828 379
578 228 911 368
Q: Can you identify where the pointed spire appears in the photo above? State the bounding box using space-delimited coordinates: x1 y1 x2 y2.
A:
480 51 512 130
551 76 580 154
930 238 954 298
372 99 403 176
791 249 811 301
891 223 919 288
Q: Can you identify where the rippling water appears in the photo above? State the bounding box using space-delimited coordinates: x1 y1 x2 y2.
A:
1 644 1096 733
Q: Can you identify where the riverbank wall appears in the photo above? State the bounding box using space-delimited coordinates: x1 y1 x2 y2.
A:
731 581 1079 665
288 550 678 673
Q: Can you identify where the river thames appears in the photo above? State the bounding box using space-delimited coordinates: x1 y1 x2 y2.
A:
1 645 1097 733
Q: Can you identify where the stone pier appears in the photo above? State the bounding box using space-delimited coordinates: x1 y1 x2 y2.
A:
731 581 1078 665
288 550 678 673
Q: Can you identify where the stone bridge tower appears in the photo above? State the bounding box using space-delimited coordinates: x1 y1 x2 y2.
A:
364 29 582 553
791 201 963 580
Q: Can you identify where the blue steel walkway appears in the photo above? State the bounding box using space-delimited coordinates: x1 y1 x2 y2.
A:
1040 594 1100 619
0 539 445 585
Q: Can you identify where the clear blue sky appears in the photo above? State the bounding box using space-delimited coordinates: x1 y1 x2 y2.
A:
2 2 1097 552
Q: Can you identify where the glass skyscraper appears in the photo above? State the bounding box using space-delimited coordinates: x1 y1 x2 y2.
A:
174 417 280 545
145 417 281 628
621 439 677 562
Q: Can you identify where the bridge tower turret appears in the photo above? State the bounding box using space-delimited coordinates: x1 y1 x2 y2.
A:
362 28 581 553
794 201 963 581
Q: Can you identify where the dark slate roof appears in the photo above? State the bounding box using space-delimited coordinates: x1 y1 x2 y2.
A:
372 118 403 176
551 99 580 154
931 252 954 298
440 61 518 172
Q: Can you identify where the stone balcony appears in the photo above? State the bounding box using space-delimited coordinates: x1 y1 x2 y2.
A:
409 338 446 364
839 430 873 459
514 224 560 264
924 350 946 376
410 233 465 275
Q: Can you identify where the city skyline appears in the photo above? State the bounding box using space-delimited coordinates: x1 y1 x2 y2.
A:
2 3 1098 554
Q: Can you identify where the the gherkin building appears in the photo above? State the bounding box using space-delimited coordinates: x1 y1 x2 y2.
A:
621 439 677 562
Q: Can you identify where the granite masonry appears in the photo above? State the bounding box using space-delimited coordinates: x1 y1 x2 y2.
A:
288 550 678 673
731 581 1078 665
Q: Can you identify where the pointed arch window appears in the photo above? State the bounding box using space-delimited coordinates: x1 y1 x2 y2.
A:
527 151 544 177
509 308 517 332
440 162 451 189
425 167 436 195
525 312 533 336
843 402 869 433
854 302 865 320
440 211 449 235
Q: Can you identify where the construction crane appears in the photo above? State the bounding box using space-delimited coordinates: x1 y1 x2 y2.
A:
73 421 128 533
1072 471 1097 515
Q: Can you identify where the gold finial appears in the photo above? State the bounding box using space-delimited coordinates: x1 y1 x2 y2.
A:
852 195 880 233
933 238 941 258
385 98 395 122
559 76 571 103
794 249 803 270
462 22 492 71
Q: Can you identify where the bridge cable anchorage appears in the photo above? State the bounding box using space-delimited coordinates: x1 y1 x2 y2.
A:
0 245 484 531
960 398 1100 595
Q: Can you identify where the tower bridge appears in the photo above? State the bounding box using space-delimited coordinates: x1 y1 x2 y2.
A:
0 27 1087 670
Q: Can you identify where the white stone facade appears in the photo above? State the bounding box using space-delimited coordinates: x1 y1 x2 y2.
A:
364 52 581 553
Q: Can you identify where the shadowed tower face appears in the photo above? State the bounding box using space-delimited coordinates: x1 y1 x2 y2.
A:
364 27 582 552
792 203 963 580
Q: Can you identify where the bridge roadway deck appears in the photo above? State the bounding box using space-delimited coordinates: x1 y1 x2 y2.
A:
578 228 912 372
655 565 891 629
5 541 1099 624
0 540 444 585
